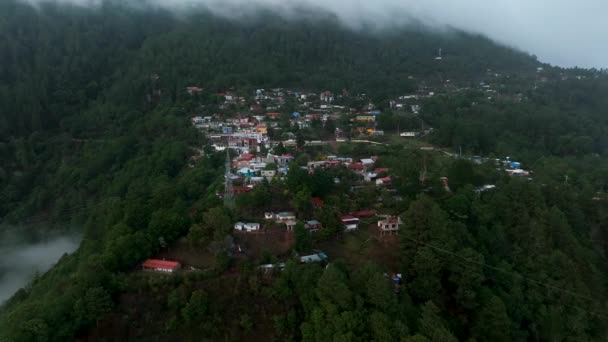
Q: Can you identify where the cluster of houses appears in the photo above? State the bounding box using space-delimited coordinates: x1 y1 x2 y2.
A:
388 87 437 114
143 214 403 274
500 159 532 178
225 140 403 236
227 148 395 197
201 116 270 153
147 74 572 274
190 85 414 152
233 204 402 236
305 156 392 187
231 152 294 184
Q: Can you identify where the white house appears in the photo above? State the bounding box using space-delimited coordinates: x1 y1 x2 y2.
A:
244 223 261 232
377 216 402 235
234 222 261 232
249 177 264 184
264 212 275 220
341 215 360 231
277 212 296 221
320 91 334 103
361 158 375 166
364 172 378 182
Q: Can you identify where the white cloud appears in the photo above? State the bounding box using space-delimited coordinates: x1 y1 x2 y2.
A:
20 0 608 68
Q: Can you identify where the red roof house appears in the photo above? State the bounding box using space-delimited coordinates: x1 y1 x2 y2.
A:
352 210 376 218
348 162 365 171
142 259 181 273
233 186 253 194
266 112 281 119
311 197 325 208
240 153 254 161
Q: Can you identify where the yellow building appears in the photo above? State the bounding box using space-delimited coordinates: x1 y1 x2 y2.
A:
355 115 375 122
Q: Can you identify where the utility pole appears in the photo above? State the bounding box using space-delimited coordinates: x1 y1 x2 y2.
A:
224 149 234 209
419 153 428 183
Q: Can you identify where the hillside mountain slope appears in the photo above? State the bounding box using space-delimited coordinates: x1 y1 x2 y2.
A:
2 2 608 342
0 1 539 139
0 1 541 221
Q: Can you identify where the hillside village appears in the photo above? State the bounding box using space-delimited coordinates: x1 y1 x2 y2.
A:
5 3 608 340
143 84 534 273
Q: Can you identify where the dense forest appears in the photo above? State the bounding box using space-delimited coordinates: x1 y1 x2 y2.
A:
1 1 608 341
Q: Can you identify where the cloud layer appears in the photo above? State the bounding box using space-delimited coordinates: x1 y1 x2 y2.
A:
0 231 80 303
21 0 608 68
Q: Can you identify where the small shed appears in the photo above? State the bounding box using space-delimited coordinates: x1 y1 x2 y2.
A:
300 252 328 263
305 220 322 231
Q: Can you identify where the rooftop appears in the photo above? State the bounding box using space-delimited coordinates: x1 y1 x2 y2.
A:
341 215 360 222
142 259 180 269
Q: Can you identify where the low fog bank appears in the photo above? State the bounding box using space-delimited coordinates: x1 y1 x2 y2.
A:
0 229 80 303
17 0 608 68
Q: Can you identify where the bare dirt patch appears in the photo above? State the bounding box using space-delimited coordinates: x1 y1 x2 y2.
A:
155 237 216 269
234 225 294 261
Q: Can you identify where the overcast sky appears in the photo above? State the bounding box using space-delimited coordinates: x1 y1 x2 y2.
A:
24 0 608 68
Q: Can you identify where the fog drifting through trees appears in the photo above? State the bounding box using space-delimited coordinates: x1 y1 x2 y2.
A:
19 0 608 68
0 230 80 302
